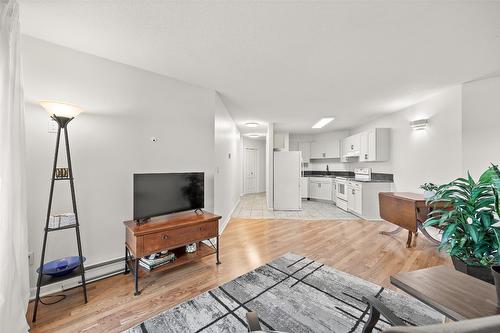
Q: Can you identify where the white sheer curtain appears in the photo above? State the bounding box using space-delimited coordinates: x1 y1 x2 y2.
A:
0 0 30 332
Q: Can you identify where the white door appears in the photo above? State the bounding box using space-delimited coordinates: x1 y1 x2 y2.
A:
244 148 258 193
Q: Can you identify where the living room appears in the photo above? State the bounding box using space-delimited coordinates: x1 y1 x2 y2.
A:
2 1 500 332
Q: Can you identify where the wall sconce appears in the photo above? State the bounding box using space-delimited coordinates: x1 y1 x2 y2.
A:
410 119 429 130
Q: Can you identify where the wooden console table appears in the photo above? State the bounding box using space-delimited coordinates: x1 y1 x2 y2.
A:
391 266 500 321
123 211 221 295
379 192 443 247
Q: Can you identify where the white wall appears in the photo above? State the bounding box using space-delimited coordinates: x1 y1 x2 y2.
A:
242 137 266 193
350 86 463 191
266 123 274 209
214 93 241 232
23 36 217 289
462 75 500 178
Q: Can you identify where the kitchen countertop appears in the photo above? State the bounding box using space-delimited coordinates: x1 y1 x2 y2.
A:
303 172 394 183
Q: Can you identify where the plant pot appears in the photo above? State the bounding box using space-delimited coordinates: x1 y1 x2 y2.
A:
451 256 494 284
491 265 500 306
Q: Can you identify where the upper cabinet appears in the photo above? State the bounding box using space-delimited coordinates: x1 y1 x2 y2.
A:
359 128 390 162
298 142 311 163
310 140 340 159
341 128 390 162
274 132 289 151
341 133 361 158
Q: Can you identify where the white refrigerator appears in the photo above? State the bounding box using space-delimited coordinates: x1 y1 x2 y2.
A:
274 151 302 210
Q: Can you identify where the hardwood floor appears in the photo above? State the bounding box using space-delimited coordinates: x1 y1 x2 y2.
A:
26 218 449 333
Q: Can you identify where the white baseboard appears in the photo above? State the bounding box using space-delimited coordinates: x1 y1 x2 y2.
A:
219 197 240 234
29 258 124 300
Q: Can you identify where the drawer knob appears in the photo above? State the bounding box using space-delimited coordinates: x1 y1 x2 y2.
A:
161 235 168 240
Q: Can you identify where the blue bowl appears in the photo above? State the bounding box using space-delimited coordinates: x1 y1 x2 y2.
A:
37 256 85 277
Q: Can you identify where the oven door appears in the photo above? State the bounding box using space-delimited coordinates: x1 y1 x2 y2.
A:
336 180 347 201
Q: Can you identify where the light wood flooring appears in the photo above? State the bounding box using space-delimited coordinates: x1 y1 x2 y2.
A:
26 218 449 333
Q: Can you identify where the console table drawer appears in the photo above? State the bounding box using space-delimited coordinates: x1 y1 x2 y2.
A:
141 221 217 254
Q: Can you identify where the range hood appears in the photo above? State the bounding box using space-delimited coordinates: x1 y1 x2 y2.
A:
343 150 360 158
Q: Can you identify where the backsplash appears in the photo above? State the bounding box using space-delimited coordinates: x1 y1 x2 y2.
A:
303 170 394 182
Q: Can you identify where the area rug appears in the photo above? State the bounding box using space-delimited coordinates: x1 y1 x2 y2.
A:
124 253 443 333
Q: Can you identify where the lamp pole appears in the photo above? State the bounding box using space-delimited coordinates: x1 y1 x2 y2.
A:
32 104 87 322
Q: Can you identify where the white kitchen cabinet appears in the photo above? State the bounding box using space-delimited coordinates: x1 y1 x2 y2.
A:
347 180 391 219
298 142 311 163
300 177 309 198
341 134 361 159
359 128 390 162
310 141 340 159
274 132 289 151
347 181 362 215
308 177 333 201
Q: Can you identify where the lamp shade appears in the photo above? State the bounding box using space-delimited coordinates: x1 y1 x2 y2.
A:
39 100 84 118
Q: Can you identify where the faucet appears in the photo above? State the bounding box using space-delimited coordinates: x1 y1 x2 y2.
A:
326 165 329 173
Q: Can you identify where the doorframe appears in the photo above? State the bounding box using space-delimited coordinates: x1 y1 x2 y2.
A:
243 147 259 194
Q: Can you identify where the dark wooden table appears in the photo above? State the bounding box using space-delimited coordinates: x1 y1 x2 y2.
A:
391 265 500 321
379 192 442 247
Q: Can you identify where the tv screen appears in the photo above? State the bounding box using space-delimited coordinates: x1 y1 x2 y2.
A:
133 172 204 220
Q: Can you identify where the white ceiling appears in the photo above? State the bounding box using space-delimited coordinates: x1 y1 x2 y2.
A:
19 1 500 135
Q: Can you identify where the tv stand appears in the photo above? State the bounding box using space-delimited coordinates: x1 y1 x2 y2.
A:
123 211 221 295
194 208 204 215
135 217 151 225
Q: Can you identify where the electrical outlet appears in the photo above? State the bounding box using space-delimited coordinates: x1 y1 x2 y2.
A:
48 119 58 133
28 251 34 265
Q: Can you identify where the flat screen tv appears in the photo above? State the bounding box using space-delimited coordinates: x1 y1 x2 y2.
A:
133 172 204 221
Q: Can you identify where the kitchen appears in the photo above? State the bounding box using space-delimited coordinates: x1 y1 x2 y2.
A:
271 127 394 220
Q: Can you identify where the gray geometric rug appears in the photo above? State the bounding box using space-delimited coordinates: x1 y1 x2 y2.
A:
124 253 444 333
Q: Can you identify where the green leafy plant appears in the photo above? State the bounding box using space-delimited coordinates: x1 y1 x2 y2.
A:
419 183 438 192
424 165 500 266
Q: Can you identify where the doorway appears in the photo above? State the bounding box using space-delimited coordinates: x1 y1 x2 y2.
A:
244 148 258 194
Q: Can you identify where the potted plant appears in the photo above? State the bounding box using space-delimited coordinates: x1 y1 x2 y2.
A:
420 182 438 199
424 165 500 284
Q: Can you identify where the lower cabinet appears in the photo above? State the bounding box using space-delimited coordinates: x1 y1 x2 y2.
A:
347 181 362 216
347 181 392 219
309 177 333 201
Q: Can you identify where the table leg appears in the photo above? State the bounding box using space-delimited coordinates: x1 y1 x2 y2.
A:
134 258 141 296
124 246 129 275
417 222 441 245
380 226 403 236
406 231 414 248
216 235 221 265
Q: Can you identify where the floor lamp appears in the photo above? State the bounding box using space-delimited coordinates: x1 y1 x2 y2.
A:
32 101 88 322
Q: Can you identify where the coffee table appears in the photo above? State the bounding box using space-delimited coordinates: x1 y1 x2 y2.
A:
391 265 500 321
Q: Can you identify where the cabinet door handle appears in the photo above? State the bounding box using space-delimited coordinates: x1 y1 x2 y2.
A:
365 154 368 160
351 145 354 150
161 235 168 240
352 189 355 195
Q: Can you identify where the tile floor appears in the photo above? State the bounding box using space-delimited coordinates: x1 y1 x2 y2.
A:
232 192 358 220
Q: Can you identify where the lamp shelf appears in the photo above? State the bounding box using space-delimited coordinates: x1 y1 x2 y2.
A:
39 266 83 287
46 224 77 232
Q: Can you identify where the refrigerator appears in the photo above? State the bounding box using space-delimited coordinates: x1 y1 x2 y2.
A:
274 151 302 210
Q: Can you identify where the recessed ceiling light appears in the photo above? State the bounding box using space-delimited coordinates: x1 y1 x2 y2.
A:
245 122 260 128
312 117 335 129
247 133 261 138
